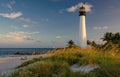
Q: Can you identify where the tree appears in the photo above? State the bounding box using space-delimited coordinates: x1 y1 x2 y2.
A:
101 32 114 43
101 32 120 44
87 40 91 45
87 40 98 48
67 40 75 48
88 32 120 51
113 32 120 44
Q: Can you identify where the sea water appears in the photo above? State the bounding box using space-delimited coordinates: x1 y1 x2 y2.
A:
0 48 54 58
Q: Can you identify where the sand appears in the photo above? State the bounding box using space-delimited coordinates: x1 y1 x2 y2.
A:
0 55 47 75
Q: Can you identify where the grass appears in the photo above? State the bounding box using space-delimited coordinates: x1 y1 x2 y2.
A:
1 46 120 77
16 57 43 68
10 60 71 77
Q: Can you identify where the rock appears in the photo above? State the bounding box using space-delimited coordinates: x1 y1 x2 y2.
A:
14 52 31 55
32 52 46 55
71 64 99 73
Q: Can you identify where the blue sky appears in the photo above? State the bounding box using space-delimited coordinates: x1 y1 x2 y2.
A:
0 0 120 48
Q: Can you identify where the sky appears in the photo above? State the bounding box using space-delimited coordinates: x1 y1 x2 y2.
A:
0 0 120 48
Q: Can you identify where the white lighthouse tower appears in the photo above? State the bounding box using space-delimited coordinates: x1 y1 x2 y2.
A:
79 6 87 48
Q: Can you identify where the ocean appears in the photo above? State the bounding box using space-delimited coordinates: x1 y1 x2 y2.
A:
0 48 54 58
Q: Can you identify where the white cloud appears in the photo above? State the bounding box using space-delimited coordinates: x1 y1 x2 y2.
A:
67 2 93 12
11 31 39 35
95 38 106 44
11 25 29 30
0 31 39 43
11 25 20 29
0 12 22 19
0 11 37 25
7 0 16 10
103 26 108 29
67 5 78 12
0 32 28 42
22 24 29 28
19 17 31 22
59 9 64 14
18 17 37 24
56 36 62 39
93 26 108 30
83 3 93 12
24 37 34 41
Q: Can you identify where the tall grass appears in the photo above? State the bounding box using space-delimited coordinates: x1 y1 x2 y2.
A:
1 46 120 77
10 60 72 77
16 57 43 68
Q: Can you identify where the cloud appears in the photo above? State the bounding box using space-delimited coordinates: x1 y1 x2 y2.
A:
19 17 31 22
67 2 93 12
36 40 42 43
0 31 39 43
22 24 29 28
7 0 16 10
11 24 29 30
0 12 37 25
18 17 37 24
67 5 78 12
0 12 22 19
93 26 108 30
11 31 39 35
84 3 93 12
59 9 64 14
0 32 28 42
26 32 40 35
56 36 62 39
24 37 34 41
11 25 20 29
95 38 106 44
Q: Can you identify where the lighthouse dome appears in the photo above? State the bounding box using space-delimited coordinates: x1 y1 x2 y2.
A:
79 6 86 16
80 6 86 12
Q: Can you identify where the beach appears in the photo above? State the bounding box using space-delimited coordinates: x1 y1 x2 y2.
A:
0 55 45 75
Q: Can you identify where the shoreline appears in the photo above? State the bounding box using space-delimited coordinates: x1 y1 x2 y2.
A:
0 54 47 75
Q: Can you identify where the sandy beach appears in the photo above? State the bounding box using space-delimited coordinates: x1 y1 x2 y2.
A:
0 55 45 75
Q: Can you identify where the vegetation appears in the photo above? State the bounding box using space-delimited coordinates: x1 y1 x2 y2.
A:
10 61 71 77
67 40 76 48
3 47 119 77
87 32 120 51
0 32 120 77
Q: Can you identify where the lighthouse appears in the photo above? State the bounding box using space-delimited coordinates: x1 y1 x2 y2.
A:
79 6 87 48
